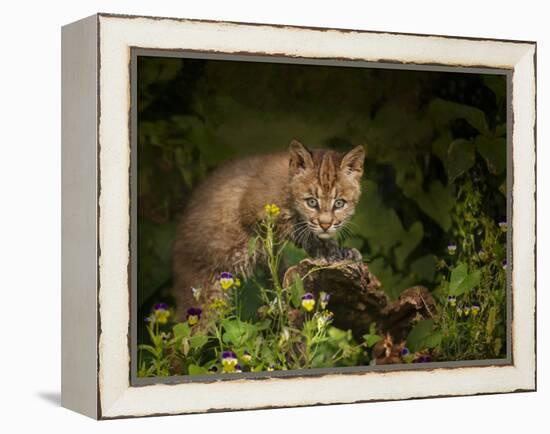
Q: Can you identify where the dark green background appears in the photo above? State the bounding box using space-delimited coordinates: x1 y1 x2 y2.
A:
137 55 507 317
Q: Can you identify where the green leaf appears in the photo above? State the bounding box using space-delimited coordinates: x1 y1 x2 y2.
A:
237 277 264 321
173 322 190 339
396 176 454 231
327 326 349 341
423 331 442 349
429 98 490 136
138 344 160 358
369 322 377 335
282 242 308 266
189 334 209 350
449 263 481 296
255 319 272 331
369 257 416 300
407 319 432 351
363 334 383 348
446 139 476 182
406 319 441 352
410 255 436 281
260 346 274 363
475 136 506 175
486 307 497 337
222 319 256 346
290 274 305 308
188 364 208 375
351 180 406 253
460 270 482 295
394 221 424 269
449 263 467 293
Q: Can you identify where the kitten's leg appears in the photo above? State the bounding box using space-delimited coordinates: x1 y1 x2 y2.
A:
337 245 363 262
304 237 362 262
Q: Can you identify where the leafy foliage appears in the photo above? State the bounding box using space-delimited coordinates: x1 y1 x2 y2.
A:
139 207 371 376
137 56 508 366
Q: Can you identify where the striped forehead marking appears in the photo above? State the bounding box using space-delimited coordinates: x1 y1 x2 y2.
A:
318 152 339 193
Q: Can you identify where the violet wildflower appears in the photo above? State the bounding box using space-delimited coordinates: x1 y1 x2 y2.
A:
414 355 432 363
319 291 330 309
219 272 234 291
221 351 239 373
471 302 481 317
186 307 202 326
447 244 457 255
151 302 170 324
447 296 457 307
301 293 315 312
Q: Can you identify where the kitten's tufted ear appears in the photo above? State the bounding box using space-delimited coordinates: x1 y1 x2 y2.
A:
289 139 314 176
340 145 365 178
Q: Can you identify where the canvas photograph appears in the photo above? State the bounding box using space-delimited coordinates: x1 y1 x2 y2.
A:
133 53 510 379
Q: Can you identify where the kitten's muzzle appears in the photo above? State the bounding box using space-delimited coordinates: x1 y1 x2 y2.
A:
319 222 332 231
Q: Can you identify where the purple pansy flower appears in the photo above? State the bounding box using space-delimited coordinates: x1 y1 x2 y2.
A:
220 272 235 290
301 292 316 312
186 307 203 326
221 350 239 373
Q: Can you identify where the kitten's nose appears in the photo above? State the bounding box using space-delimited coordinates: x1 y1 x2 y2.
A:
319 222 331 231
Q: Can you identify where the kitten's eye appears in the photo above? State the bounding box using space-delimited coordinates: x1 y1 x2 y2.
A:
334 199 346 209
306 198 319 208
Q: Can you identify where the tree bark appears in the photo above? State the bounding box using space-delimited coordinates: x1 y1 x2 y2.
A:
283 258 436 342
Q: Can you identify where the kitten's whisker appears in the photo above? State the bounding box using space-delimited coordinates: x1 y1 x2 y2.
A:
304 229 313 252
294 227 308 245
336 224 354 243
282 220 308 241
291 221 309 237
344 221 359 231
342 222 356 236
343 227 354 241
293 223 310 247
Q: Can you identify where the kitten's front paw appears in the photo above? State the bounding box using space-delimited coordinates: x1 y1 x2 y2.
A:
326 247 362 262
339 247 363 262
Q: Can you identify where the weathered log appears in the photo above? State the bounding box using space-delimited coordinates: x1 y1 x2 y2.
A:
283 258 435 342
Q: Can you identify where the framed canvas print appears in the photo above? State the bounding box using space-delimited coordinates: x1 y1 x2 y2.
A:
61 13 536 419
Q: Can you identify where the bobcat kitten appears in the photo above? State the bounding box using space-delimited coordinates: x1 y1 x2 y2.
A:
173 140 365 317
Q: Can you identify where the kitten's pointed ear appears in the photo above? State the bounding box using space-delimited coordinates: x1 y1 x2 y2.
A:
289 139 314 176
340 145 365 178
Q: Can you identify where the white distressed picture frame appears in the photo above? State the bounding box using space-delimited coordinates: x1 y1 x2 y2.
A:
61 13 536 419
